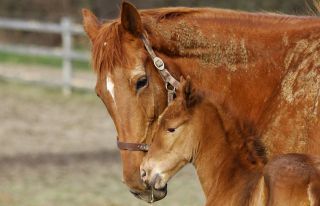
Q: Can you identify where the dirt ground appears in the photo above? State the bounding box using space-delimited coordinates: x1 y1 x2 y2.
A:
0 76 204 206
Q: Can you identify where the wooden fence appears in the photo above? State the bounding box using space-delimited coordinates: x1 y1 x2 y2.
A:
0 17 90 95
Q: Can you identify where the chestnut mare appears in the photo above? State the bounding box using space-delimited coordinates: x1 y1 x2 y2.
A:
141 78 320 205
82 1 320 202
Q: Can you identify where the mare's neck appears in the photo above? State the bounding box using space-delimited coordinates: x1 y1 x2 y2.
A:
192 103 264 205
146 10 320 128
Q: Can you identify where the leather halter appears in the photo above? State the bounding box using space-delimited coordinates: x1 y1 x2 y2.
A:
141 34 180 103
116 34 180 152
117 138 149 152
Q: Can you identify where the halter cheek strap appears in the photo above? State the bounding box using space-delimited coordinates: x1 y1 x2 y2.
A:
141 35 180 103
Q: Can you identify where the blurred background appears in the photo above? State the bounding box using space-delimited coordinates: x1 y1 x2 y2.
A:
0 1 315 206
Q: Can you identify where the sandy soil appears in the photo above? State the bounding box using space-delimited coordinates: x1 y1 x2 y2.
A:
0 76 204 206
0 62 96 90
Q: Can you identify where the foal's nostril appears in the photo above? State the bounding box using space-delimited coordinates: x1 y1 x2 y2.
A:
141 169 147 178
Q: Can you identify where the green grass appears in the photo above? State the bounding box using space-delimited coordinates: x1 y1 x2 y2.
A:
0 51 90 70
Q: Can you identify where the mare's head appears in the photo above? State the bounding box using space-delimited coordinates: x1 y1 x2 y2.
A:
82 2 168 202
141 77 207 190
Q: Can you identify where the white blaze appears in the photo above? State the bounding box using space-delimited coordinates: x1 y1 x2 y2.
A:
106 76 115 102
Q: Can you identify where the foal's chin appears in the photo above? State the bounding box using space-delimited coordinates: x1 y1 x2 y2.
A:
130 186 167 203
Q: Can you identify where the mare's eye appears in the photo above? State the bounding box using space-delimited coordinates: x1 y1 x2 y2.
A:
136 76 148 91
167 128 176 133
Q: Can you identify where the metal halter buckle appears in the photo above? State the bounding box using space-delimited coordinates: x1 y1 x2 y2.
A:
138 144 149 151
153 57 165 71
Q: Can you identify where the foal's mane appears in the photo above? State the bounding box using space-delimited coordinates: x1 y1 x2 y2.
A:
92 6 318 74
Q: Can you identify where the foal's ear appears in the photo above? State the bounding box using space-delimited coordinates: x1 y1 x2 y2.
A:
121 1 143 36
82 9 101 42
181 76 201 108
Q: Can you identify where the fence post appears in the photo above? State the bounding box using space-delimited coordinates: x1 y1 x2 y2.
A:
61 17 72 95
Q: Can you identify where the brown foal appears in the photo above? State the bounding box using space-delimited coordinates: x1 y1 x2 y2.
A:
141 78 320 205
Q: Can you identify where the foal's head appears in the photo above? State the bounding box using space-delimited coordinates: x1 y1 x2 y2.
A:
141 77 214 190
141 77 267 191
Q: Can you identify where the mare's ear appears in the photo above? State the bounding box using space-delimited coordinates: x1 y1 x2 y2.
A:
121 1 143 36
180 76 201 108
82 9 101 42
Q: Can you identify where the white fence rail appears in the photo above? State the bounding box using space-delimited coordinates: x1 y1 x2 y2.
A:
0 17 90 95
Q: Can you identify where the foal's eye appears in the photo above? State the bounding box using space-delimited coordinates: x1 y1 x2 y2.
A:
167 128 176 133
136 76 148 91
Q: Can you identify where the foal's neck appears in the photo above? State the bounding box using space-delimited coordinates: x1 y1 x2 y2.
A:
193 103 265 205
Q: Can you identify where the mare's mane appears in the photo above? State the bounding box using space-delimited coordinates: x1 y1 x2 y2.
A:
92 6 318 74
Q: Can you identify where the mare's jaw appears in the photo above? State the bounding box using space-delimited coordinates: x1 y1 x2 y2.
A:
130 186 167 203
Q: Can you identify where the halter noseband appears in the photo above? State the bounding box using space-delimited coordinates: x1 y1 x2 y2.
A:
116 34 180 152
117 138 149 152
